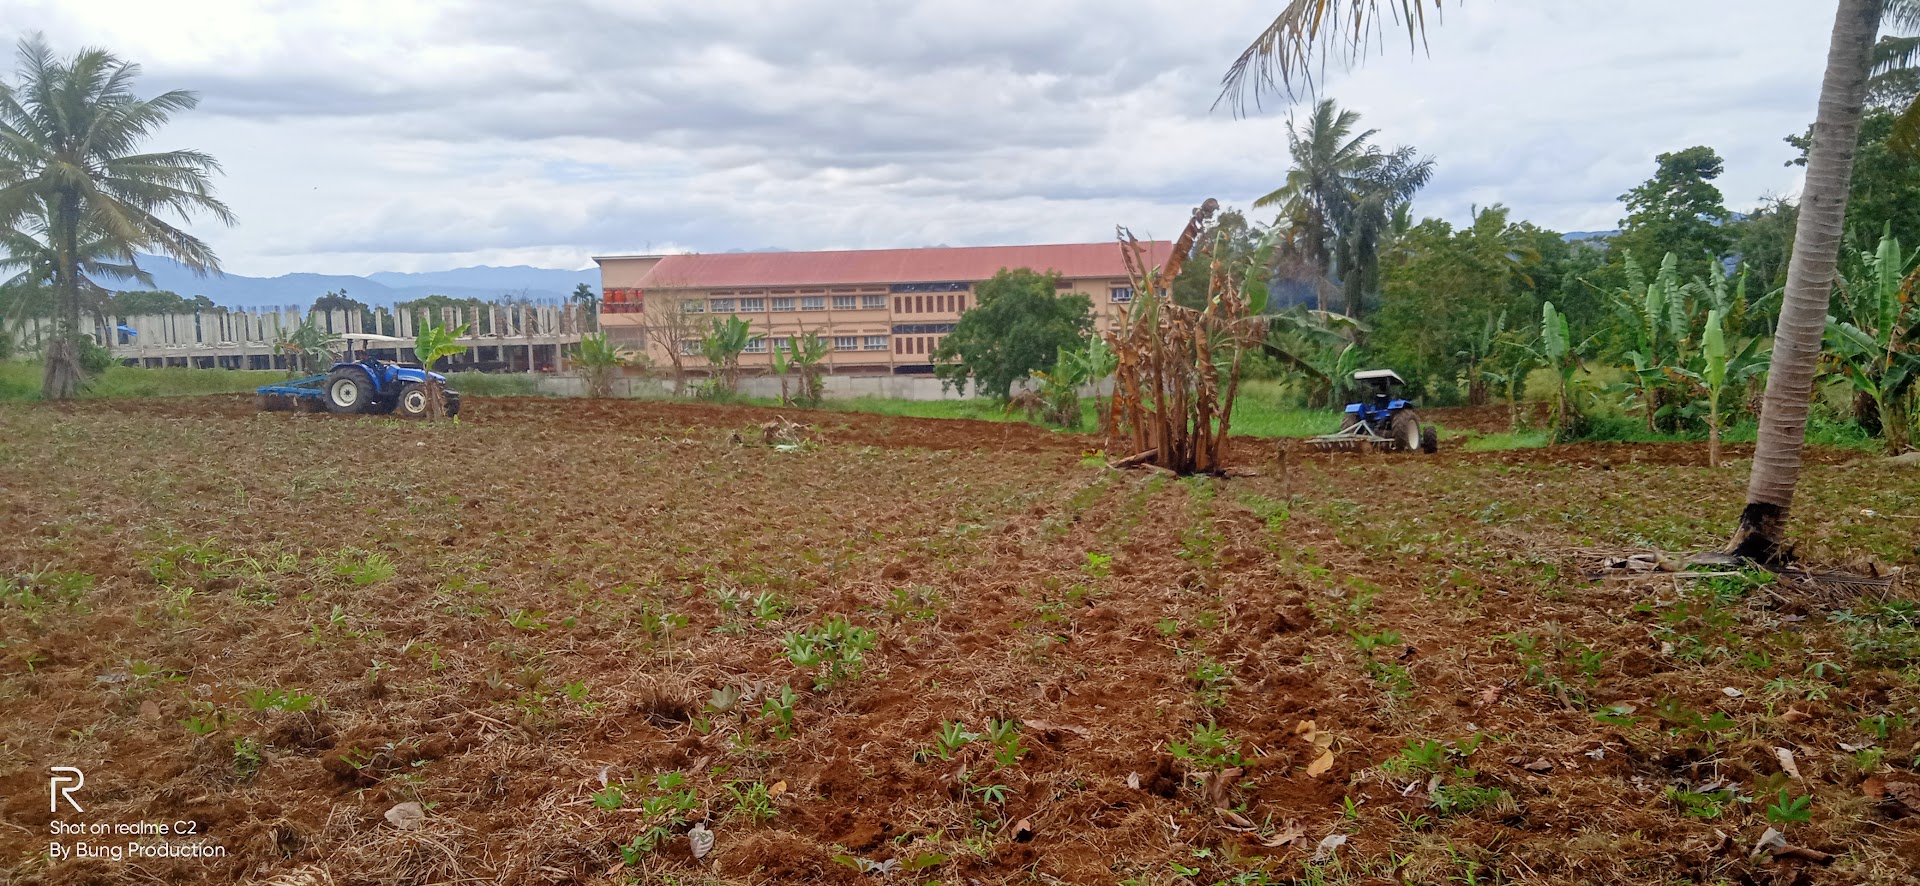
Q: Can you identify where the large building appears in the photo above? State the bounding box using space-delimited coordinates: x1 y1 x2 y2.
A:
594 241 1171 375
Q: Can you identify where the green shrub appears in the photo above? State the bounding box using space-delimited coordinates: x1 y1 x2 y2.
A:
78 338 115 373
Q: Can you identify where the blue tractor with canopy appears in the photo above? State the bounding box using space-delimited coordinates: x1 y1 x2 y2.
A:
256 333 460 418
1308 369 1436 453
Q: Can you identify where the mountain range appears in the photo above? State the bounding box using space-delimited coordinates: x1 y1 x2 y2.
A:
127 255 601 309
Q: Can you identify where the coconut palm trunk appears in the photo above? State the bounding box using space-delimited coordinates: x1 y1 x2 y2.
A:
43 193 86 398
1730 0 1884 562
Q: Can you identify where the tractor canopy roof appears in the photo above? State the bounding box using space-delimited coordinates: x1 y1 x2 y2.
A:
341 333 410 343
1351 369 1405 385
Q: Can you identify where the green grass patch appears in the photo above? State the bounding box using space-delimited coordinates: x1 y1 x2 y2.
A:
0 362 282 400
793 396 1016 423
1461 430 1551 452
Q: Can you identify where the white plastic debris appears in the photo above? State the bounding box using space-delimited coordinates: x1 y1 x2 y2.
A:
687 822 714 860
384 802 425 830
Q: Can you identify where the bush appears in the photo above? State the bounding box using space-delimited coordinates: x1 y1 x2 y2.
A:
78 338 115 374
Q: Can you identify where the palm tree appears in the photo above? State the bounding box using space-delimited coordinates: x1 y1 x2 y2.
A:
571 282 599 331
0 35 233 399
1253 99 1430 320
1735 0 1897 561
1221 0 1911 562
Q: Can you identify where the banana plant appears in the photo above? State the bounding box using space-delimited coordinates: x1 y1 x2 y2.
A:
1456 312 1506 406
574 332 639 398
413 323 468 419
273 313 340 377
1824 226 1920 453
1260 305 1365 407
1672 309 1769 467
1531 302 1596 443
1610 253 1694 432
771 332 831 406
1489 324 1542 431
698 315 756 397
769 338 793 404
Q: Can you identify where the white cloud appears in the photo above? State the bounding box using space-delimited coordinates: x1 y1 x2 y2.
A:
3 0 1835 275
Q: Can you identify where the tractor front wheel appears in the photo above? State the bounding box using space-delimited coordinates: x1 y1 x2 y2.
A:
324 370 371 414
1390 410 1423 453
395 383 431 418
1420 423 1438 454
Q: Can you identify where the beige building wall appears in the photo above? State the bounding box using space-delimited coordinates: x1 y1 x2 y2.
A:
594 255 1140 376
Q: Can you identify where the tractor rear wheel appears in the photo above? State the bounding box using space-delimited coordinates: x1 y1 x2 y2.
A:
1390 410 1423 453
324 370 371 414
395 383 431 418
1420 423 1438 454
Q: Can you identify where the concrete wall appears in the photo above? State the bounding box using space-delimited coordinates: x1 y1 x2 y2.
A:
534 372 1108 402
5 304 589 372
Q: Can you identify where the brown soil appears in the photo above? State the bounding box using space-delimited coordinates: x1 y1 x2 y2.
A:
1 396 1915 885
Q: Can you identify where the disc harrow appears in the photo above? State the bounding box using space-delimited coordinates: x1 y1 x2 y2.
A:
1308 421 1396 453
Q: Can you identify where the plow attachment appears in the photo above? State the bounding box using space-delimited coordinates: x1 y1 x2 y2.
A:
1308 422 1395 453
256 375 329 413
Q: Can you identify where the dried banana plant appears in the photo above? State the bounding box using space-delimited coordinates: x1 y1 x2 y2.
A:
1107 198 1272 474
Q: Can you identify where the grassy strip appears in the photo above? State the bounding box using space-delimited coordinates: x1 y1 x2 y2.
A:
0 362 282 400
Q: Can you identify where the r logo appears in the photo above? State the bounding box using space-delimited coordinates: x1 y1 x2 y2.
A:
49 767 84 813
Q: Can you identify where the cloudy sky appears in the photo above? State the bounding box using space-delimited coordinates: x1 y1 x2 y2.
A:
6 0 1837 276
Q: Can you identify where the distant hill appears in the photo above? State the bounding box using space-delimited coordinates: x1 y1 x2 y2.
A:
1561 230 1620 242
125 255 598 309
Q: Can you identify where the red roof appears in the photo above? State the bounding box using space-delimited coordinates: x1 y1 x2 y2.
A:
634 241 1171 289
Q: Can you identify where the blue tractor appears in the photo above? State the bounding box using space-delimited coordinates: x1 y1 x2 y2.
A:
1309 369 1437 453
257 333 461 418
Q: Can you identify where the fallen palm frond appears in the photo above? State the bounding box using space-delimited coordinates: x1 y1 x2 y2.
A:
1106 198 1271 475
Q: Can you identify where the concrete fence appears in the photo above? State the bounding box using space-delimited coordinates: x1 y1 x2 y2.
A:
5 303 589 372
535 372 1111 402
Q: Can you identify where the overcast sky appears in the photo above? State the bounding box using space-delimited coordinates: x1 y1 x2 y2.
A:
6 1 1835 276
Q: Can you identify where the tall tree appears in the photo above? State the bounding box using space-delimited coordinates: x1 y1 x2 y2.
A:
1788 110 1920 251
1611 146 1734 266
1254 98 1430 320
641 294 703 396
0 35 232 398
1734 0 1895 561
1373 204 1543 400
1218 0 1916 563
932 268 1093 399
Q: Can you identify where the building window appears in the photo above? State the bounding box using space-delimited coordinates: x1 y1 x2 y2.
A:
867 336 887 351
771 297 794 312
683 300 705 313
678 339 700 355
710 298 735 312
1110 287 1134 303
957 294 967 311
832 295 857 310
800 296 825 311
744 338 767 354
739 298 765 312
833 335 858 351
862 294 885 310
766 336 789 351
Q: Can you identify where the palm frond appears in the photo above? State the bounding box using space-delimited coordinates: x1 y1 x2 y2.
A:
1216 0 1447 116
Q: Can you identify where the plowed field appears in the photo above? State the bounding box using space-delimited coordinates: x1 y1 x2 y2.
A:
2 397 1916 885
